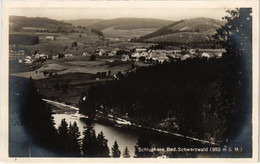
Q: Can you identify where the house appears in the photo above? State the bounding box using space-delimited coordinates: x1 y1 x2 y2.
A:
108 51 116 56
201 52 210 58
17 50 25 55
172 50 181 55
82 52 88 56
39 54 48 59
18 59 23 63
121 55 130 62
131 52 141 58
65 54 73 58
24 59 32 64
135 48 146 52
35 54 48 60
34 54 40 59
171 53 181 58
216 53 222 58
46 36 55 40
95 48 106 56
140 52 149 57
189 49 196 54
25 56 32 60
158 56 169 63
181 54 191 60
52 55 59 60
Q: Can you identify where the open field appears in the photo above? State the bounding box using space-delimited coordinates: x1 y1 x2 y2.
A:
109 42 157 50
146 32 212 43
12 55 134 104
11 55 132 78
102 27 158 41
34 72 99 105
10 31 100 56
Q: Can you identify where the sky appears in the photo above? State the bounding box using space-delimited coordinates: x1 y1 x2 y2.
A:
9 8 228 21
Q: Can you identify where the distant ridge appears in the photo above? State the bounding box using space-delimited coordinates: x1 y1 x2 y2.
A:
62 19 103 26
9 15 71 28
86 18 173 30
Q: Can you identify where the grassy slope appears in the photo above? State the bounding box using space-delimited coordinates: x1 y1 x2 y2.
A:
138 17 226 45
31 57 133 104
146 32 212 43
14 32 99 56
102 27 158 41
167 17 225 33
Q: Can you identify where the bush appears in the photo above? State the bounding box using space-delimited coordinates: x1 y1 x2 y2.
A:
90 55 96 61
71 42 77 47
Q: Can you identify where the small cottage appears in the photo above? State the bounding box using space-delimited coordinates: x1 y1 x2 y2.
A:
65 54 73 58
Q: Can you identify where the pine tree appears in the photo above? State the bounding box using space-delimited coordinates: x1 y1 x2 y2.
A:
68 122 81 157
135 134 152 158
82 126 98 157
96 131 110 157
122 146 130 158
111 141 121 158
57 119 69 154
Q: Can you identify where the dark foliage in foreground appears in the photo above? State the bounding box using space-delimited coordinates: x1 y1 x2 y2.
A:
214 8 252 156
57 119 81 156
21 77 59 150
82 126 110 157
122 146 130 158
111 141 121 158
19 78 110 157
135 134 152 158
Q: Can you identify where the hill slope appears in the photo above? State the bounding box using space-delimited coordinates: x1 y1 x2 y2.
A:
62 19 103 26
10 16 71 28
135 17 226 46
87 18 173 30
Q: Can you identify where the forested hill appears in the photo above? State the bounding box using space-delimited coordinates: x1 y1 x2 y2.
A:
134 17 226 46
86 18 173 30
9 16 71 28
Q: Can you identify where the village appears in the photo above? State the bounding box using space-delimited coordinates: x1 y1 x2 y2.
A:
10 36 225 66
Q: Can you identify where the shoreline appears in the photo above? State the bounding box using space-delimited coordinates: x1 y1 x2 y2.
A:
44 98 217 146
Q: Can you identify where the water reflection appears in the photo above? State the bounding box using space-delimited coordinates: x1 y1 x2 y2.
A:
53 113 138 157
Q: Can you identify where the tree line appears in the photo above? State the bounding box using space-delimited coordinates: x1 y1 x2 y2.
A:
56 118 132 157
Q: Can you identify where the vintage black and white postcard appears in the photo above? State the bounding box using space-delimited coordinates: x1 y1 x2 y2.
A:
1 0 259 163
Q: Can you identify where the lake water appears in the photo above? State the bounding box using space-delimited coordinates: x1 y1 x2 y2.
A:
53 112 139 157
52 110 207 157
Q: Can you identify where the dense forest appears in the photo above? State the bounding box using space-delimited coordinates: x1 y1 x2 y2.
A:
9 34 39 45
80 58 227 143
